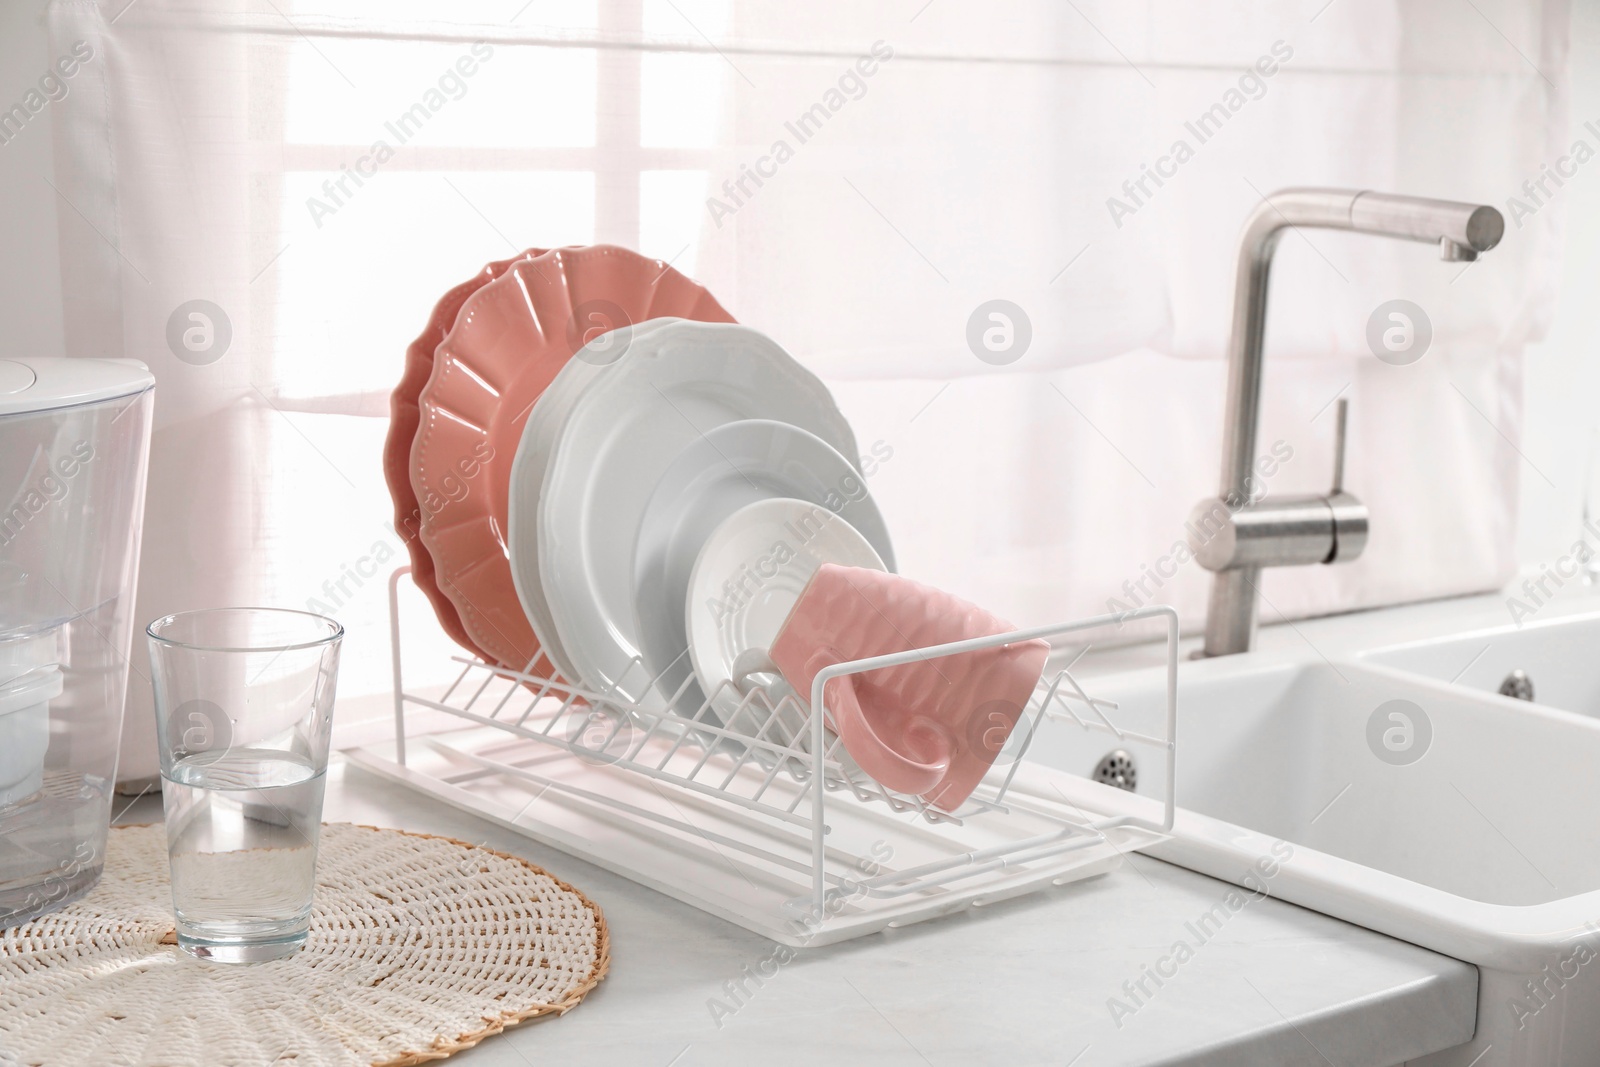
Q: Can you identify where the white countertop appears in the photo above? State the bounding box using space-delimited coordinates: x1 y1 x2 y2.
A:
119 759 1476 1066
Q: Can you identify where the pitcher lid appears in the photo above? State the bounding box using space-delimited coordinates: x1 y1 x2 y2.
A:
0 358 154 416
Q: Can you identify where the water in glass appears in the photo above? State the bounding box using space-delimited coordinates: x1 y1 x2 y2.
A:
161 749 325 960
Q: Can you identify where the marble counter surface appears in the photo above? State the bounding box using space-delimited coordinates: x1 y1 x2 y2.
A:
120 759 1476 1066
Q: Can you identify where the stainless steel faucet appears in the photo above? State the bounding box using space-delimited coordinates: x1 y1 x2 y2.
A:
1190 188 1505 656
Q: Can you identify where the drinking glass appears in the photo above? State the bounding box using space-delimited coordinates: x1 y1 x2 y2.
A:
146 608 342 963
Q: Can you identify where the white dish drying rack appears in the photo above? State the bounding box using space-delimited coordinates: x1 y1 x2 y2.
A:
344 567 1180 946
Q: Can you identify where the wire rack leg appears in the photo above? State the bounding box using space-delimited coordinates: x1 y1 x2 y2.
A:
389 565 412 766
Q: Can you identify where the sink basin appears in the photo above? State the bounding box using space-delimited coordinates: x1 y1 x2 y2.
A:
1366 610 1600 720
1028 608 1600 1067
1040 657 1600 908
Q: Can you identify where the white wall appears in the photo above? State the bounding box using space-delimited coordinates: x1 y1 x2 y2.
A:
1518 2 1600 577
0 2 65 362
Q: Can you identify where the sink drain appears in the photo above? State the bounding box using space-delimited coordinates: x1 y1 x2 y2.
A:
1498 669 1534 702
1092 749 1137 792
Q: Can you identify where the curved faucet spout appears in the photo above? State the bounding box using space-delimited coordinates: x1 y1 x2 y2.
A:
1199 188 1505 657
1221 188 1503 499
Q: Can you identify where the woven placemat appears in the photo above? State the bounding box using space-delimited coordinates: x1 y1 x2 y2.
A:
0 823 609 1067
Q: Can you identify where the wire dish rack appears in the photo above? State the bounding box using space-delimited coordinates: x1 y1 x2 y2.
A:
343 567 1180 947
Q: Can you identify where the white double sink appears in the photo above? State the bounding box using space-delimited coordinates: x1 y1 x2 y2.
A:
1032 592 1600 1066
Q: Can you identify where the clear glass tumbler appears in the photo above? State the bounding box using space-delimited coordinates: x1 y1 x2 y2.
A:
146 608 342 963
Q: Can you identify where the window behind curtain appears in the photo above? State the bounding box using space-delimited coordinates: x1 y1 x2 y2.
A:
47 0 1567 766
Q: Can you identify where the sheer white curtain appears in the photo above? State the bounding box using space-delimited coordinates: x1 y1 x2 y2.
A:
46 0 1567 780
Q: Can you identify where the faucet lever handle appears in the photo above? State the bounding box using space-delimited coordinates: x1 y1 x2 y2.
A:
1324 396 1367 564
1331 397 1348 494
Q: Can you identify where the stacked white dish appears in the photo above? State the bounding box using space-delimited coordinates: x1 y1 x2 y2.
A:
687 496 887 751
505 318 895 736
648 431 890 724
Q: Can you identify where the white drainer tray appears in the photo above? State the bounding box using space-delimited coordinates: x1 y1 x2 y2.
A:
345 569 1178 947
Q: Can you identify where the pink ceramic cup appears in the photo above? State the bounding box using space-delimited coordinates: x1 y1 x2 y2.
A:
766 565 1049 811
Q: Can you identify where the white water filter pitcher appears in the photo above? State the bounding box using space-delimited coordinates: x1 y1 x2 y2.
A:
0 358 153 927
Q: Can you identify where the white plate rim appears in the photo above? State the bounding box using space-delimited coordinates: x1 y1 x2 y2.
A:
506 317 681 685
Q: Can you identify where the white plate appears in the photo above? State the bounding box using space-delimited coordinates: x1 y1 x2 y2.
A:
537 322 860 711
508 318 678 685
685 497 886 745
633 419 894 722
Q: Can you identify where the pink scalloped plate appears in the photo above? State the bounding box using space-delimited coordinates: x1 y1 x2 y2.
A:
413 245 736 677
385 249 545 659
